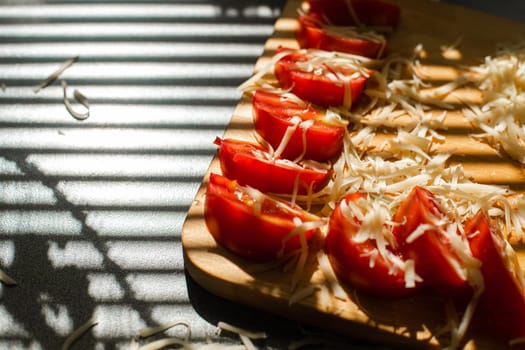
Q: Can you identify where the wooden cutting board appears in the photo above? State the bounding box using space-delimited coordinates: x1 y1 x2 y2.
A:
182 1 525 349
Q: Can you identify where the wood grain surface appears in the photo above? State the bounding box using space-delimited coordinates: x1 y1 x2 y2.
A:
182 1 525 349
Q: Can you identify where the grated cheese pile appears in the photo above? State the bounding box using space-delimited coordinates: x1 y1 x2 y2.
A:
236 38 525 349
463 44 525 164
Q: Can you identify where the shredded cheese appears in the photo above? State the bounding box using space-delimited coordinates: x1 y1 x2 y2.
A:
281 218 326 290
0 268 16 286
218 321 267 350
403 259 423 288
61 318 97 350
234 33 525 349
33 56 79 93
132 321 266 350
317 250 347 300
139 320 191 340
272 116 301 159
61 80 90 121
288 284 319 306
137 338 186 350
464 44 525 164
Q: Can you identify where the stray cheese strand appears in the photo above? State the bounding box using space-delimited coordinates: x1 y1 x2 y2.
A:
61 318 97 350
33 56 79 93
61 80 90 121
0 268 16 285
218 321 267 350
139 320 191 340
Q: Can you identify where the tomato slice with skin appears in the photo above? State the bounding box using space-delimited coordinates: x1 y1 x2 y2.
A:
296 14 388 58
466 210 525 340
392 187 469 295
204 173 321 262
252 90 347 162
274 48 369 109
215 137 332 195
326 193 420 298
305 0 401 27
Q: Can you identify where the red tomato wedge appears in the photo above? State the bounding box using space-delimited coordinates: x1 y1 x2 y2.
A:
214 137 332 195
296 14 388 58
252 90 347 162
466 211 525 340
305 0 401 27
392 187 469 294
204 173 321 261
326 193 419 298
274 48 369 109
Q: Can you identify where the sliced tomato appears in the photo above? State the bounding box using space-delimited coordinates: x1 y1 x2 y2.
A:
214 137 332 195
305 0 401 27
466 210 525 340
392 187 469 295
274 48 369 109
326 193 419 298
296 14 388 58
252 90 347 162
204 173 321 261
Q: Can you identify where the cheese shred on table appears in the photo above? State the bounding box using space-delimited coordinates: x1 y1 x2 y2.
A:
61 318 97 350
0 268 17 286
